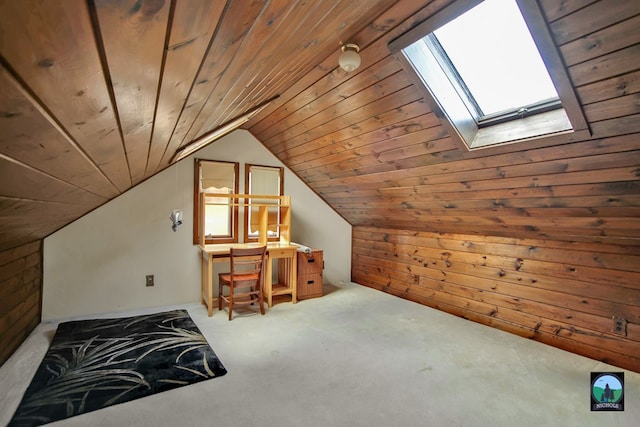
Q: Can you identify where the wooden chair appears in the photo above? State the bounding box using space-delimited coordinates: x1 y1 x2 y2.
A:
218 246 267 320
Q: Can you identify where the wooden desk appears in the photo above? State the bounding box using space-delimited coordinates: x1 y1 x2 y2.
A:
200 242 297 316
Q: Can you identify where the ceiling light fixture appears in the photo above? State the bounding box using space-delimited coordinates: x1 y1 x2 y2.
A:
171 95 279 163
339 43 361 72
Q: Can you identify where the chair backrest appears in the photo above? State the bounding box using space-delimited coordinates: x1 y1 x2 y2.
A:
229 246 267 284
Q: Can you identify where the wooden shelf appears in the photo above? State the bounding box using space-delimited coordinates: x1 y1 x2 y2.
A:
199 193 291 246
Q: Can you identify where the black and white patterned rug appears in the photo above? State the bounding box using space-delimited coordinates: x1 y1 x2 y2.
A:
8 309 227 426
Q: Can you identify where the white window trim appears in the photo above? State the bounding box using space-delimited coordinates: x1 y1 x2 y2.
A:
389 0 590 150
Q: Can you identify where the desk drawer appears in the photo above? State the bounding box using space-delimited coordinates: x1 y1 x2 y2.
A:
298 272 323 300
297 250 323 275
270 248 294 258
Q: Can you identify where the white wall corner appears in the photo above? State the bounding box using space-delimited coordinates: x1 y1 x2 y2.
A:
43 130 351 320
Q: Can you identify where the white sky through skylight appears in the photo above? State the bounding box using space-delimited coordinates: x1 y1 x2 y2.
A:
433 0 559 115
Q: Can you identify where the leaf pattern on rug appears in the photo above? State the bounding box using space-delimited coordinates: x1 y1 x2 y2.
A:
9 310 226 427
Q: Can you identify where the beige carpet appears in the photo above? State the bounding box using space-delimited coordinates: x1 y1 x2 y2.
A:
1 282 638 426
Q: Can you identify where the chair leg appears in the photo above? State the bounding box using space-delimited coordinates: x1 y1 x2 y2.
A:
258 287 265 315
218 282 223 311
228 288 233 321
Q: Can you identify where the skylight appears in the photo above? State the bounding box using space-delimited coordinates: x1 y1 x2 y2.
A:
433 0 559 117
389 0 589 149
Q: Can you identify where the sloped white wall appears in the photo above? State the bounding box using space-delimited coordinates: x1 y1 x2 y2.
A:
43 130 351 320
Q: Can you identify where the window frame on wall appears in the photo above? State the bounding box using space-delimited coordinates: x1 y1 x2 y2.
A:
193 159 239 245
388 0 590 150
243 164 284 243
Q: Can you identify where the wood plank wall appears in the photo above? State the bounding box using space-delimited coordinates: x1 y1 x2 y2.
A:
343 1 640 373
353 228 640 372
0 240 42 366
247 0 640 372
352 227 640 371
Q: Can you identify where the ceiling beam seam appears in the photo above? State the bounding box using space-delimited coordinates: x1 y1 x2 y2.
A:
86 0 132 187
0 152 108 201
0 57 120 196
157 0 233 165
144 0 177 176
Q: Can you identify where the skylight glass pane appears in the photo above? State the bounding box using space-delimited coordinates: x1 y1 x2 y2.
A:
433 0 559 116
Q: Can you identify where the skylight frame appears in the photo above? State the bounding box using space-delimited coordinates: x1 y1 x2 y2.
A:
388 0 590 150
426 30 563 127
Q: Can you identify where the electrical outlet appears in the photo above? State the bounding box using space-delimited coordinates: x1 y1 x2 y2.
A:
612 316 627 336
146 275 154 287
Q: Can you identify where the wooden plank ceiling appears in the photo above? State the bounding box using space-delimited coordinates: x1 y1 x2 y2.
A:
1 0 639 252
